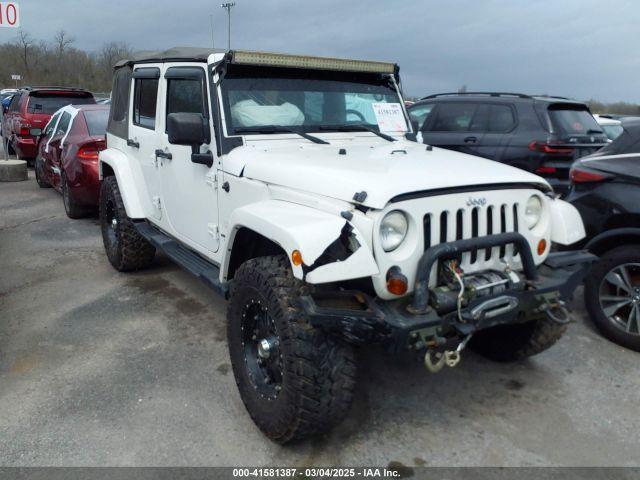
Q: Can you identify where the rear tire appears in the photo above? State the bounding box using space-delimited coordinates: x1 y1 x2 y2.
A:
34 155 51 188
584 246 640 352
62 171 87 218
227 255 356 444
469 315 567 362
99 176 155 272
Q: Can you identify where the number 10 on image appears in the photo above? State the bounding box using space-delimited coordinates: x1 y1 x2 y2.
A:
0 3 20 28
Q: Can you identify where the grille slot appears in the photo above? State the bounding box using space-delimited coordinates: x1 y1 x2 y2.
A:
423 201 521 271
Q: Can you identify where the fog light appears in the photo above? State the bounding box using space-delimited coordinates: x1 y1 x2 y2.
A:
386 267 408 295
291 250 303 266
537 239 547 256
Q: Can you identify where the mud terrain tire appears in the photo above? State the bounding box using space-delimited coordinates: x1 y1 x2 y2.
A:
227 255 356 444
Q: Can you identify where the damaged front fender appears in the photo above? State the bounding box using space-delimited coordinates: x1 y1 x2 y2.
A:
225 200 379 283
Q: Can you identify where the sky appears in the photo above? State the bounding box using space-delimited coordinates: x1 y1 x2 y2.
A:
8 0 640 102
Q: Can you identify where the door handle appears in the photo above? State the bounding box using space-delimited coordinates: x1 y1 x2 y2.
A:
155 149 172 160
464 136 477 144
127 139 140 148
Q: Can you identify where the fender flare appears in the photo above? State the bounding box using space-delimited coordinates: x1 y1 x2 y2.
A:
98 148 151 219
224 200 379 283
585 227 640 253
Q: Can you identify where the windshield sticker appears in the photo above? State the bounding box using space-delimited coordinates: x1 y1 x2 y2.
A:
372 103 407 133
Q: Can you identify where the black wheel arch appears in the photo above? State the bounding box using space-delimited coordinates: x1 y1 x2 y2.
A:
225 227 287 281
585 228 640 256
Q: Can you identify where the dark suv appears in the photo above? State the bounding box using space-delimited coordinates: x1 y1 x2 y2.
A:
407 92 608 195
2 86 95 161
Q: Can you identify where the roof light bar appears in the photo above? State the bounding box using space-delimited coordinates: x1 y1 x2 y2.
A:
231 50 396 74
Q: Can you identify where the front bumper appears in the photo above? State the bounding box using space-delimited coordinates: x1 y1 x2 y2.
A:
299 234 596 351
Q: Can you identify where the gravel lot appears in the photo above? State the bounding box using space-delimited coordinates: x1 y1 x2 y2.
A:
1 159 639 467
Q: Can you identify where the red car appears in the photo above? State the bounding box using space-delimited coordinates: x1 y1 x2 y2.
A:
3 87 95 162
34 104 109 218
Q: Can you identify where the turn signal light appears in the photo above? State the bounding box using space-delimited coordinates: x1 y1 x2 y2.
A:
386 267 408 295
537 239 547 256
291 250 303 266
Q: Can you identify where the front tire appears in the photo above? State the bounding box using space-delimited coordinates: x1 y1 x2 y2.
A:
469 315 567 362
227 255 356 444
99 176 156 272
584 246 640 352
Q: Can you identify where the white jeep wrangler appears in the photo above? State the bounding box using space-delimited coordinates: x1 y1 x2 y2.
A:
98 47 595 443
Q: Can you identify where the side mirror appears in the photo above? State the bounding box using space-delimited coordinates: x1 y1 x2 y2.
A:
167 112 213 168
167 112 210 146
30 128 42 137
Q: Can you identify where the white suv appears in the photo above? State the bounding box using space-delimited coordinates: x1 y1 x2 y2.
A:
98 47 595 443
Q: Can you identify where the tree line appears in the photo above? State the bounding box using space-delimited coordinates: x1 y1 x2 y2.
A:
0 30 131 94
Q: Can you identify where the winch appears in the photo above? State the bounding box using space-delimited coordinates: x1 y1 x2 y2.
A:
429 261 522 315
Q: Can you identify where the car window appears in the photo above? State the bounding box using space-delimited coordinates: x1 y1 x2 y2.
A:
44 112 61 136
602 124 623 141
429 103 483 132
55 112 72 137
133 78 159 129
27 95 94 114
408 103 434 130
548 105 602 135
84 109 109 136
489 104 516 132
166 78 206 118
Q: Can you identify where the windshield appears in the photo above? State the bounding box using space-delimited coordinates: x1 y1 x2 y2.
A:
84 109 109 136
602 124 624 141
220 65 407 136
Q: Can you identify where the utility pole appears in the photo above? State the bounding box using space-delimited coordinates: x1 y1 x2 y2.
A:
210 14 215 48
220 2 235 50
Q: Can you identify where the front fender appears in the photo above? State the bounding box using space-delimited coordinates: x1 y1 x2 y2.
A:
98 148 151 219
549 198 585 245
225 200 379 283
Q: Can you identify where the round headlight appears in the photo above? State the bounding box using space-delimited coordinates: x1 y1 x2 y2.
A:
525 195 543 229
380 211 408 252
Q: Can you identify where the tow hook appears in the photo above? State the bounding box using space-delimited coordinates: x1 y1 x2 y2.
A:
540 299 571 325
424 334 472 373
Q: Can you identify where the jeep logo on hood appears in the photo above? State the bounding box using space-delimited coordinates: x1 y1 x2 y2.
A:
466 197 487 207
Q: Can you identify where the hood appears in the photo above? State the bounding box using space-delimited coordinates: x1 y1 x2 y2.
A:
224 137 550 209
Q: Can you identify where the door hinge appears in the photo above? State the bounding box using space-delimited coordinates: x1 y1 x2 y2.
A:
207 223 220 240
152 196 162 211
205 171 218 189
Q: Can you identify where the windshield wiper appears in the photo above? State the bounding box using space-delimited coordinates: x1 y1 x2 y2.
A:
319 124 396 142
234 126 329 144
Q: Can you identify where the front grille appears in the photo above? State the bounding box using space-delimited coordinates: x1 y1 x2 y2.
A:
423 202 520 269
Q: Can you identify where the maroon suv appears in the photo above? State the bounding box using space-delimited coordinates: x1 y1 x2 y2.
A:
2 87 95 162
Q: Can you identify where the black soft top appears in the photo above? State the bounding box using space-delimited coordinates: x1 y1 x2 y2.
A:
114 47 228 68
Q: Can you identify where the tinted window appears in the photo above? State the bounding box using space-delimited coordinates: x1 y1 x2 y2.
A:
84 109 109 136
548 106 602 135
27 95 94 114
602 124 623 141
489 104 516 132
112 68 131 123
167 79 205 118
133 78 159 129
408 103 434 130
55 112 72 137
430 103 480 132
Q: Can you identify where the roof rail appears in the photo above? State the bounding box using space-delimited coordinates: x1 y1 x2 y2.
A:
22 85 92 92
532 94 571 100
421 92 532 100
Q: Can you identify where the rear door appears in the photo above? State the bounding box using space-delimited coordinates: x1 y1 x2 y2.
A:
421 102 487 156
474 103 517 160
39 111 61 182
46 111 72 189
128 65 163 221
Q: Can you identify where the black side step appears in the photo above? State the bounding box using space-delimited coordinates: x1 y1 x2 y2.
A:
135 222 228 297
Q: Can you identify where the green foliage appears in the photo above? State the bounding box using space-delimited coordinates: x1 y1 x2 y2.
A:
0 29 131 93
